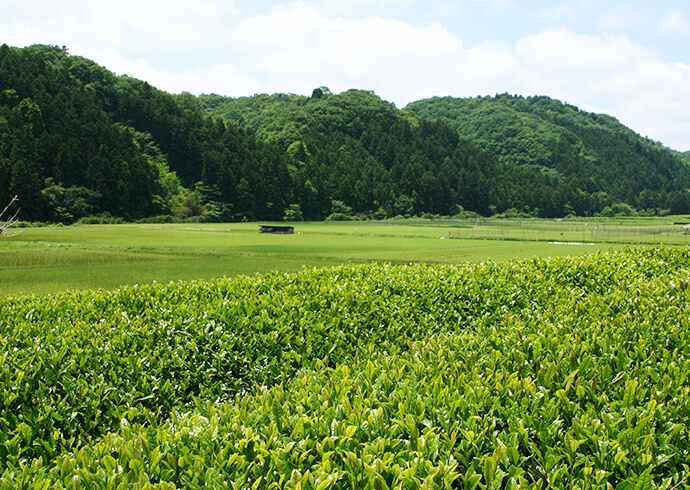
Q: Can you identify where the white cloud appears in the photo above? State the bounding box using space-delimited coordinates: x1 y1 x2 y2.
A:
81 47 263 97
224 2 465 99
511 27 690 150
657 8 689 35
596 4 647 31
2 0 240 63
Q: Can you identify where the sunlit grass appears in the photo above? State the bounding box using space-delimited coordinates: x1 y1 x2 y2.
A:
0 247 172 268
0 254 342 297
1 216 686 296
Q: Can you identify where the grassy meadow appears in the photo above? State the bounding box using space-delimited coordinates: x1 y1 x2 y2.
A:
1 216 688 296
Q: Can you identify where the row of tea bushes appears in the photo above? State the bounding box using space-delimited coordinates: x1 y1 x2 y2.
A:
2 247 690 486
3 259 483 466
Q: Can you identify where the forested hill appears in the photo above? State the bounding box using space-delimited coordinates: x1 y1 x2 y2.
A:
203 90 690 217
200 89 501 218
0 44 291 222
2 44 690 222
405 94 690 216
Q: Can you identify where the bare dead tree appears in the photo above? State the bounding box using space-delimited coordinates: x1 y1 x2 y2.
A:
0 195 21 237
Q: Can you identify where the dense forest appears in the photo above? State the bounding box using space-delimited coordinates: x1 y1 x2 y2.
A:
1 43 689 222
201 91 690 218
405 95 690 216
0 44 290 222
200 88 502 219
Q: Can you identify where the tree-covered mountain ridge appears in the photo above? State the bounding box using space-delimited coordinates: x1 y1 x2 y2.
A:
404 94 690 215
202 89 690 218
2 43 689 222
1 44 294 222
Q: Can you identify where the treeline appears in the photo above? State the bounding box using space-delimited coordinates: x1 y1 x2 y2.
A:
2 44 690 222
204 89 690 218
0 44 162 221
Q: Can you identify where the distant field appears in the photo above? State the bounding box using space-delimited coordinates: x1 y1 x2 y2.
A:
1 216 687 296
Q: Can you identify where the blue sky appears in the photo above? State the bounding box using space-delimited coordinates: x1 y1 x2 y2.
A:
3 0 689 150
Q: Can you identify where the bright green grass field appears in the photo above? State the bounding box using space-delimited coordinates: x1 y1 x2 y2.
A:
1 217 687 296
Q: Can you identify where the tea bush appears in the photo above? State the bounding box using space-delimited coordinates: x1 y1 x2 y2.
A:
2 247 689 487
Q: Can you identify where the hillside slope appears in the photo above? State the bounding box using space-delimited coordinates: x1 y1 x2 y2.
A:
201 89 503 218
0 44 162 220
405 94 690 215
0 44 291 222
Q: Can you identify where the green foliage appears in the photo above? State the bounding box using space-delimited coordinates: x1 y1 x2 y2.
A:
201 89 501 219
405 94 690 217
109 82 291 221
42 180 102 223
0 44 165 220
283 203 303 222
326 200 354 221
2 247 690 486
599 202 638 217
0 44 291 223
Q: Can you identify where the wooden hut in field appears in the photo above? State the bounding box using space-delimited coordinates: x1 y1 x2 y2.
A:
260 225 294 234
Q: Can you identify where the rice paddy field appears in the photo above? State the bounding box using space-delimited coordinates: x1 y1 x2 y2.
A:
1 216 688 296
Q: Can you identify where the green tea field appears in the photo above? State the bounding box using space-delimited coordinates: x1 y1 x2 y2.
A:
1 218 689 487
1 245 689 487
